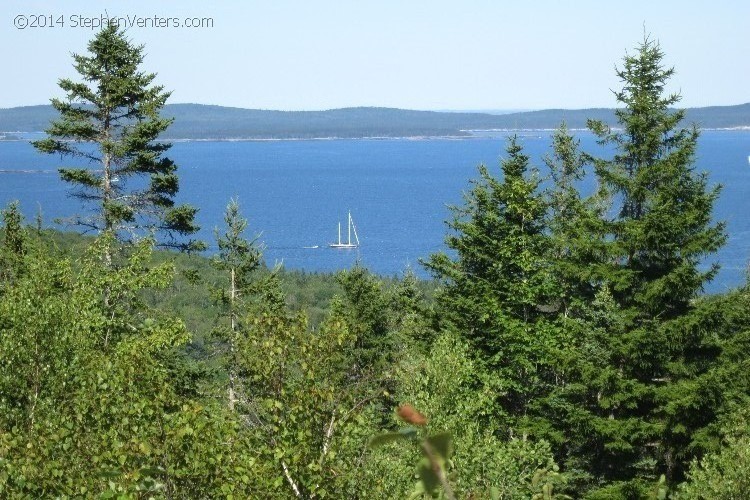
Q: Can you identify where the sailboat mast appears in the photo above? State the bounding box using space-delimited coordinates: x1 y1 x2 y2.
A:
347 211 352 245
330 211 359 248
351 214 360 246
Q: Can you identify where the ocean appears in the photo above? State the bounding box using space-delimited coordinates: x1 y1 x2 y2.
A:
1 130 749 292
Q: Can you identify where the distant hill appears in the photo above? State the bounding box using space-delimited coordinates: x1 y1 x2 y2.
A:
0 103 748 140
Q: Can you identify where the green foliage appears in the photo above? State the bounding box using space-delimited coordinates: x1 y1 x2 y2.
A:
370 405 457 500
425 136 557 422
0 231 261 497
543 123 607 310
0 202 27 287
531 37 733 495
676 408 750 499
232 275 378 497
657 289 750 477
30 226 360 340
375 331 567 499
213 198 263 297
588 36 725 318
2 30 749 500
210 198 265 411
31 25 203 251
587 35 725 482
0 202 24 260
539 287 665 491
427 135 553 324
334 264 393 377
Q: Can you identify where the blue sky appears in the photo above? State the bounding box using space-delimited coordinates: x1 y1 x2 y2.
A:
1 0 748 110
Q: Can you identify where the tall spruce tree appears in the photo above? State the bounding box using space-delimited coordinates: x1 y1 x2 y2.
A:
588 36 725 318
425 136 556 421
545 37 728 494
32 25 202 253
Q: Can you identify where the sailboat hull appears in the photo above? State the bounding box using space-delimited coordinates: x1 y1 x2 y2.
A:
328 243 358 249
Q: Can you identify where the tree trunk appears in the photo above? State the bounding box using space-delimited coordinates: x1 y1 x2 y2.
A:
229 267 237 412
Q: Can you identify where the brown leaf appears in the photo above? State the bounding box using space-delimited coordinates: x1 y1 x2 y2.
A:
397 404 428 426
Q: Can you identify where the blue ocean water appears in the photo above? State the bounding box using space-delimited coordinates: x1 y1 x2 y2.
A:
1 130 749 292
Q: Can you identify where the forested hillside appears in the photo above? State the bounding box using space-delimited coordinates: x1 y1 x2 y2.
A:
1 102 749 140
1 26 749 499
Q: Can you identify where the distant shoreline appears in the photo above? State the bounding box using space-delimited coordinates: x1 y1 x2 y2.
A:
2 103 749 141
2 127 749 144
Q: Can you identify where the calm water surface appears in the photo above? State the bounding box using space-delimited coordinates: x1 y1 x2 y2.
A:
1 130 749 292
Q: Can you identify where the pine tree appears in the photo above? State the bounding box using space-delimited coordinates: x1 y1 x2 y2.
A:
389 270 433 351
32 25 203 253
212 198 262 411
543 123 607 313
0 202 27 287
545 37 728 492
588 36 725 318
424 136 555 420
334 265 391 379
214 198 263 330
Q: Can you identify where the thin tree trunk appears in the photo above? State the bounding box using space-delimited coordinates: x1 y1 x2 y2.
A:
228 267 237 412
28 339 41 431
321 413 336 458
102 112 113 267
282 461 303 498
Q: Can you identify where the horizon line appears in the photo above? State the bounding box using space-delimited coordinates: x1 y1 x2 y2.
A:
1 102 749 114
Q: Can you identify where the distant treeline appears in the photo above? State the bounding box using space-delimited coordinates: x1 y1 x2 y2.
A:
1 102 749 139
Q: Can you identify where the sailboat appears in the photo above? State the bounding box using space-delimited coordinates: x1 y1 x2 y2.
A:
329 211 360 249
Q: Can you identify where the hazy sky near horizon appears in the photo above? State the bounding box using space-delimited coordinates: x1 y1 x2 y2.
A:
1 1 748 110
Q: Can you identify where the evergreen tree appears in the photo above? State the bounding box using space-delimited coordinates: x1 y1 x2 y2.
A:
424 136 555 421
544 37 728 493
389 270 434 351
335 265 392 378
658 289 750 482
32 25 203 253
588 36 725 318
543 123 607 313
212 198 262 411
0 202 28 288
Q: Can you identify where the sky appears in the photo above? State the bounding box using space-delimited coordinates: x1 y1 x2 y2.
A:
1 1 748 111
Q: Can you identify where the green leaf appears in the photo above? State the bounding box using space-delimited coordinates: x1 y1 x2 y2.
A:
399 426 419 438
490 486 501 500
368 432 410 449
425 432 452 460
417 461 441 495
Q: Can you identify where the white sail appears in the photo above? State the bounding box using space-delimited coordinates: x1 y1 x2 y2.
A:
329 211 360 248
